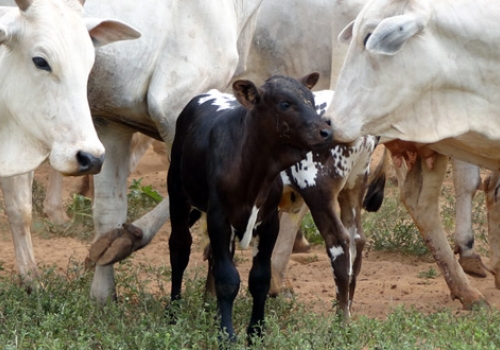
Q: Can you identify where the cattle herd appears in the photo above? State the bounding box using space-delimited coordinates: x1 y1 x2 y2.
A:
1 0 500 343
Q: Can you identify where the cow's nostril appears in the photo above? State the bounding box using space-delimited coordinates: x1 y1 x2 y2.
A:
320 128 333 140
76 151 104 175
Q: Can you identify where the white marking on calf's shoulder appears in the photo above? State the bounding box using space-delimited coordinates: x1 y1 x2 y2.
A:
290 152 321 189
198 89 237 111
240 206 260 249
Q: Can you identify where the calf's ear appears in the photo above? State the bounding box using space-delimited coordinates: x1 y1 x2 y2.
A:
233 80 261 109
366 15 424 55
85 18 141 47
299 72 320 90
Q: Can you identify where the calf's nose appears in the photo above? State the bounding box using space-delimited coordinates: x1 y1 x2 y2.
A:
76 151 104 175
320 128 333 142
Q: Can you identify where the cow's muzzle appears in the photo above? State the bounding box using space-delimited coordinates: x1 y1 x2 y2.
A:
76 151 104 175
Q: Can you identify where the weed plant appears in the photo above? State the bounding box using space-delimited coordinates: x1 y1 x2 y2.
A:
0 261 499 349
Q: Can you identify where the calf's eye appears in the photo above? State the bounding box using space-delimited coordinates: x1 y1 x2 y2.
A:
32 57 52 72
278 101 291 111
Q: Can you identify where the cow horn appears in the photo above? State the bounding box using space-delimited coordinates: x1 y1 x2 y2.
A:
14 0 33 11
78 0 86 6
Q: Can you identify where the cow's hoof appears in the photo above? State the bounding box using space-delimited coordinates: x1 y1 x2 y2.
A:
460 294 490 311
88 223 143 266
458 255 491 278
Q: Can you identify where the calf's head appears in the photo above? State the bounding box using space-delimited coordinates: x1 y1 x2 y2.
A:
233 73 333 154
0 0 140 176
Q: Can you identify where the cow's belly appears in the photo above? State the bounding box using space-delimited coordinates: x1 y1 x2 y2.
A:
430 134 500 170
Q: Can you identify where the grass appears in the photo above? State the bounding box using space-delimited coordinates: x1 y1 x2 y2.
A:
30 178 163 242
0 259 499 349
2 166 494 348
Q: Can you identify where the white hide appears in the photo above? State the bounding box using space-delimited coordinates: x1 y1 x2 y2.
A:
330 0 500 170
0 0 139 176
83 0 263 303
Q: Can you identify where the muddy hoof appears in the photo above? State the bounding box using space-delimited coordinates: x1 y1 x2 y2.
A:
459 255 491 278
88 224 143 266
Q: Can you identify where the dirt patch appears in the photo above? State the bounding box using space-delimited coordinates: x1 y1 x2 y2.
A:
0 146 499 320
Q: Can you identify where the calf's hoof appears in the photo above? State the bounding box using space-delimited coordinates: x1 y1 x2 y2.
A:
88 223 143 266
458 254 493 278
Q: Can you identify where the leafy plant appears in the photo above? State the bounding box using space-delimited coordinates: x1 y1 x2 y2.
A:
127 178 163 221
417 267 439 279
363 189 430 257
300 212 323 246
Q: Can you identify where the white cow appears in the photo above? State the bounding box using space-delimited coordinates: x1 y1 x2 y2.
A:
0 0 139 283
328 0 500 308
82 0 264 302
0 0 263 301
0 0 138 177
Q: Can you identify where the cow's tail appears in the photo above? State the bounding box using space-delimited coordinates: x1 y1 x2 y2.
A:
363 145 388 212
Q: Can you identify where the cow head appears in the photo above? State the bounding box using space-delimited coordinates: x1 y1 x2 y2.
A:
327 0 444 144
233 72 333 155
0 0 140 177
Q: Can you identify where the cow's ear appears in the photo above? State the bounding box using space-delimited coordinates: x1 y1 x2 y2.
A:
299 72 320 90
85 18 141 47
338 20 355 44
366 15 424 55
0 8 17 46
233 80 261 109
0 25 9 45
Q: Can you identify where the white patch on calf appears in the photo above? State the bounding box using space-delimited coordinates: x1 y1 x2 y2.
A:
240 206 260 249
329 245 344 262
280 171 292 186
198 89 236 111
290 152 322 189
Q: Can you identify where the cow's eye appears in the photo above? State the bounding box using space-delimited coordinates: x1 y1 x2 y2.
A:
32 57 52 72
278 101 291 111
363 33 372 47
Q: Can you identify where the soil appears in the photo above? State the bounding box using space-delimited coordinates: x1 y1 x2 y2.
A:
0 145 499 320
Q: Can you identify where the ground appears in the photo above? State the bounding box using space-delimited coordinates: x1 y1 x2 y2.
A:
0 145 499 320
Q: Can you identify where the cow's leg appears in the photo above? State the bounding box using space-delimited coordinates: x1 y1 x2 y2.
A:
43 168 70 224
399 154 487 309
338 174 366 314
248 210 279 340
0 173 38 286
270 190 308 296
484 171 500 288
451 159 487 277
89 124 134 302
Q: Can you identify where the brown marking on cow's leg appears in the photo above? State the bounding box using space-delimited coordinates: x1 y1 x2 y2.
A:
484 171 500 289
88 223 143 266
398 154 488 309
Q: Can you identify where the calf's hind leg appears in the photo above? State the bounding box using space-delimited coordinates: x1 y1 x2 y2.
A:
338 175 366 313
